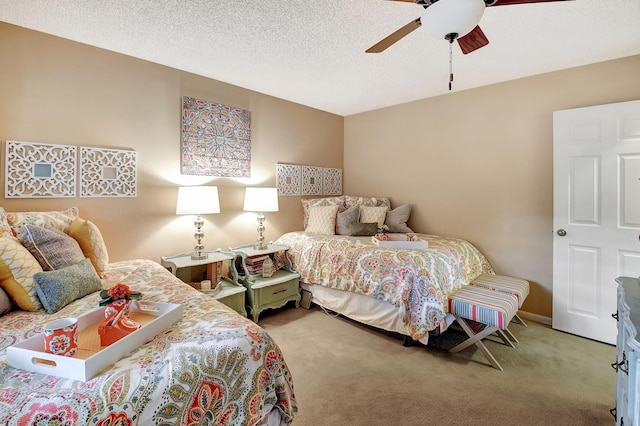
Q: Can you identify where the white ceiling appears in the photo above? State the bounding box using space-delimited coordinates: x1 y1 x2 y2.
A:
1 0 639 116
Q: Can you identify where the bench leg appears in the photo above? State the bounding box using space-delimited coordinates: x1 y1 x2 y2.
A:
512 313 527 327
450 316 504 371
498 328 518 346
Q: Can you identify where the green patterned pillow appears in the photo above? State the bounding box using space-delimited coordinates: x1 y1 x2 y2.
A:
33 258 102 314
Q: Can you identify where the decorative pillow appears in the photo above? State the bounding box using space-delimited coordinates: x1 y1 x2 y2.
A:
359 205 388 227
348 222 378 236
384 204 414 233
306 205 340 235
33 258 102 314
301 197 344 229
5 207 79 239
335 204 360 235
20 224 86 271
0 208 14 238
0 287 12 316
0 237 44 311
343 196 391 210
68 218 109 277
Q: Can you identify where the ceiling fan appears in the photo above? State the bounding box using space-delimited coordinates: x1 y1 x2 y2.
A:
366 0 573 55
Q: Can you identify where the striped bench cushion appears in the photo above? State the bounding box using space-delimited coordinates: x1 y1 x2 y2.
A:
471 274 529 308
448 286 518 330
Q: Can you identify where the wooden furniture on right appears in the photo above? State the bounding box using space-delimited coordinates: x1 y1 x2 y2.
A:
613 276 640 425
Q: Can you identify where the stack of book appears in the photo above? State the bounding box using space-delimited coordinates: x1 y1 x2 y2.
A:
244 255 270 277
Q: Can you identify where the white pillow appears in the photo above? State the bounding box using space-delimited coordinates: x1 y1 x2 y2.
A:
306 205 340 235
359 205 388 228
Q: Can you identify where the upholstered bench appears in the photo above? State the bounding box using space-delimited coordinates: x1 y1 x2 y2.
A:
471 273 530 331
448 285 520 371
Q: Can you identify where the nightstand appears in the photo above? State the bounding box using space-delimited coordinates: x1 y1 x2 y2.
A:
161 250 247 317
230 243 300 322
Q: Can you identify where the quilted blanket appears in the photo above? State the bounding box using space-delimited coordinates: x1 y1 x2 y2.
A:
0 259 296 425
275 232 493 340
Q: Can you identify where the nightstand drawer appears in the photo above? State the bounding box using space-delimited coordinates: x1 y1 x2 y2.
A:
257 278 299 305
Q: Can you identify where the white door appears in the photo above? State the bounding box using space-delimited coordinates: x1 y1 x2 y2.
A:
553 99 640 344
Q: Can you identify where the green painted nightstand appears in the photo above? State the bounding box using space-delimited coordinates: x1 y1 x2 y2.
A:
161 250 247 317
230 243 300 322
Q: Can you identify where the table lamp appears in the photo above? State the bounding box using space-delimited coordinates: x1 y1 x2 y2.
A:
176 186 220 260
243 187 279 250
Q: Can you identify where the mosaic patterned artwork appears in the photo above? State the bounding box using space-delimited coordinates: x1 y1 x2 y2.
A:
80 147 137 197
181 96 251 177
276 163 301 196
4 140 76 198
323 167 342 195
302 166 322 195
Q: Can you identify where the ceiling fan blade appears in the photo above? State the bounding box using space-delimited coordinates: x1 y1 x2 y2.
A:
490 0 574 6
457 25 489 55
366 18 422 53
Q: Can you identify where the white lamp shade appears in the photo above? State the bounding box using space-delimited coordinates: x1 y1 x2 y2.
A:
176 186 220 215
421 0 486 40
243 187 279 212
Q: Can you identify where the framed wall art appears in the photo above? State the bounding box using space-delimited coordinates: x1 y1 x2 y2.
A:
181 96 251 178
323 168 342 195
80 147 137 197
4 140 77 198
276 163 301 196
302 165 323 195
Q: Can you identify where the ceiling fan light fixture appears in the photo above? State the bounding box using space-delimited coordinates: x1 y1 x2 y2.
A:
421 0 486 40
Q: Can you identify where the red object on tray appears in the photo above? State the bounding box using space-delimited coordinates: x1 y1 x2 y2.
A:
98 309 141 346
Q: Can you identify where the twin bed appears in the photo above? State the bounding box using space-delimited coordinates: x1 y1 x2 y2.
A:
0 208 296 425
274 195 494 345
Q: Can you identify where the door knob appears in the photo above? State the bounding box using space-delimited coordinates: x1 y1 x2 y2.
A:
557 229 567 237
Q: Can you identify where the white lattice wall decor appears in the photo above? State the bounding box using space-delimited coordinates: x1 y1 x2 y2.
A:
276 163 301 196
302 166 323 195
5 140 77 198
323 168 342 195
80 147 137 197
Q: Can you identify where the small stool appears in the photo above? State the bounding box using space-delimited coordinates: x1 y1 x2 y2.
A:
471 274 529 329
448 285 519 371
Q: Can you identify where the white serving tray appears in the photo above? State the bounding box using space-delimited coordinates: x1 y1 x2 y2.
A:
372 234 429 249
7 301 182 382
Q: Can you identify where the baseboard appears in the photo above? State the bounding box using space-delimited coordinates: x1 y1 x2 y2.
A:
518 310 551 326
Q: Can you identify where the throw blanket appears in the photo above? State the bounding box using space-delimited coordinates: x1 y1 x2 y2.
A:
0 259 296 425
275 232 493 340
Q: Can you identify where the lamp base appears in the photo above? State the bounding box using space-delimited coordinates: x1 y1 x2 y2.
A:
191 252 208 260
253 242 269 251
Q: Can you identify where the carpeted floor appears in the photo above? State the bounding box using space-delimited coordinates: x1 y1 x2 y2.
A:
259 305 616 426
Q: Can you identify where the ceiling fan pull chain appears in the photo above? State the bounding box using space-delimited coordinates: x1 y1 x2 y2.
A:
446 32 457 91
449 40 453 91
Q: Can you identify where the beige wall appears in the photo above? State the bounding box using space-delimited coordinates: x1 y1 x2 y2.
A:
344 55 640 319
0 23 343 263
3 21 639 321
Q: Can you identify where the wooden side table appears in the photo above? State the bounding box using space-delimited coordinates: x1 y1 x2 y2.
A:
230 243 300 322
161 250 247 317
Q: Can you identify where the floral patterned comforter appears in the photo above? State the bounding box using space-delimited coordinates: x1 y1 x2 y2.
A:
275 232 494 340
0 259 296 425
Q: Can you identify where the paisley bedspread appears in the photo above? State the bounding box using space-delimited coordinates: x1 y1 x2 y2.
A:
275 232 493 340
0 259 296 425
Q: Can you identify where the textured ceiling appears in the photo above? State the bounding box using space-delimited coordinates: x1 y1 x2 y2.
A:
1 0 639 116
